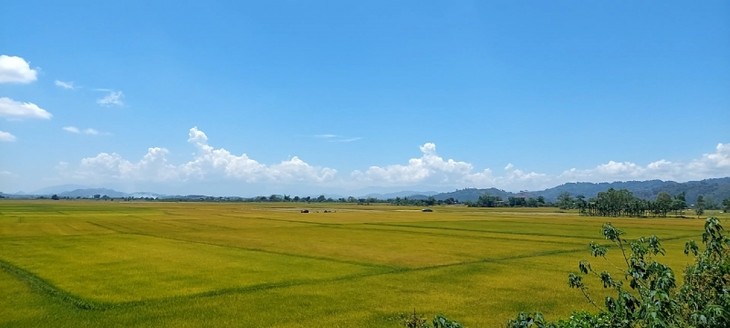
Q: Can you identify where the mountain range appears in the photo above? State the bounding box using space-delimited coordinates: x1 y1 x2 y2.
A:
2 178 729 204
429 178 730 204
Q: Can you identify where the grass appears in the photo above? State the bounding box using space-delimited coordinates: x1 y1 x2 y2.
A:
0 200 726 327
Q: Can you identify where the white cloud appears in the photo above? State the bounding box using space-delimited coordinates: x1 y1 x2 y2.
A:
67 127 337 185
97 90 124 107
499 163 549 189
0 170 16 177
0 130 17 142
75 148 180 182
0 97 52 120
63 126 106 136
0 55 38 84
84 128 99 135
348 141 730 192
54 80 75 89
182 127 336 183
559 143 730 184
686 143 730 178
314 134 362 143
559 162 647 183
58 135 730 193
63 126 81 134
351 142 495 187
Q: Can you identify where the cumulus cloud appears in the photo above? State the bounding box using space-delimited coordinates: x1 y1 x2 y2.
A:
499 163 549 189
60 135 730 193
0 97 52 120
54 80 75 89
559 143 730 184
76 147 180 182
97 90 124 107
0 130 17 142
182 127 336 182
348 141 730 191
351 142 494 187
0 55 38 83
67 127 337 185
687 143 730 177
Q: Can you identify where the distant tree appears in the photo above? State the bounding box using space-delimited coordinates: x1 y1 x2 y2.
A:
476 194 502 207
508 196 526 207
723 197 730 213
536 196 546 206
575 195 588 215
672 192 687 216
51 194 60 200
425 197 436 206
557 192 573 210
443 197 457 205
695 195 706 218
655 192 673 217
316 195 327 202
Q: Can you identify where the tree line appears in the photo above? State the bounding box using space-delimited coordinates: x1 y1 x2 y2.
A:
555 188 722 217
32 189 730 214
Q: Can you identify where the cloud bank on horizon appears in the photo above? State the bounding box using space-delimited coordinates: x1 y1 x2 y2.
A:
55 126 729 194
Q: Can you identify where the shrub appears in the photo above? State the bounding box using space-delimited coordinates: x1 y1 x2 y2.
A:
400 311 464 328
508 217 729 327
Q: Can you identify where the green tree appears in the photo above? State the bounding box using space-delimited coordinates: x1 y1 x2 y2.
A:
476 194 502 207
508 196 526 207
507 217 729 328
695 195 705 218
654 192 673 217
557 192 573 210
401 311 463 328
723 197 730 213
537 196 546 206
425 197 436 206
672 192 687 216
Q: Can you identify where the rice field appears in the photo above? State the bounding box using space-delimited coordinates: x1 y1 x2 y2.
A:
0 200 725 327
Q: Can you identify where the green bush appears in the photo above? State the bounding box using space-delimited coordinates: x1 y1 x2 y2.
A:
508 217 729 328
401 311 464 328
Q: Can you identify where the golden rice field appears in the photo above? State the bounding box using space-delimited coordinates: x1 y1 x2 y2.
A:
1 200 726 327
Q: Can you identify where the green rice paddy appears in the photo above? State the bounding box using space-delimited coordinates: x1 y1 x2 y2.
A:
1 200 726 327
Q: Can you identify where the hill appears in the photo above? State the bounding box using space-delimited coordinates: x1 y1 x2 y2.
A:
4 178 729 205
431 177 730 204
433 188 514 201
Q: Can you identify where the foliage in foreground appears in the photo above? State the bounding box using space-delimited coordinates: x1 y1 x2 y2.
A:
507 217 729 328
401 310 464 328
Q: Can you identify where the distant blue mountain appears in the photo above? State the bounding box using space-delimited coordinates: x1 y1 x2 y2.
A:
430 178 730 203
4 177 729 203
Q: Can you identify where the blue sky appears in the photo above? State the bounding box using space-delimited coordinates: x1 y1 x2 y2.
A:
1 1 728 196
